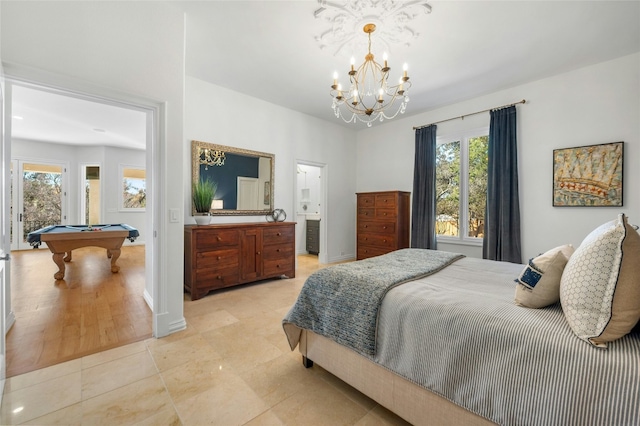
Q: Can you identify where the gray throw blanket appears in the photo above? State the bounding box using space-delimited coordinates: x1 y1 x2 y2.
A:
282 248 465 357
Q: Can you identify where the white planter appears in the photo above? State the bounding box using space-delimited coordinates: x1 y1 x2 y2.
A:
194 214 211 225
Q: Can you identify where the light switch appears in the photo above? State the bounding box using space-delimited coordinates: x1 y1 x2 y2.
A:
170 208 179 223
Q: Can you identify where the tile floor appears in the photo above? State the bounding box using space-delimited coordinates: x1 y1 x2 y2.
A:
0 255 411 425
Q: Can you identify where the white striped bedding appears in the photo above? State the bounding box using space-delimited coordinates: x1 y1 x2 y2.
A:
375 257 640 425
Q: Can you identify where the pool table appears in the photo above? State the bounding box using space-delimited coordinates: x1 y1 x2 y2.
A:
27 224 139 280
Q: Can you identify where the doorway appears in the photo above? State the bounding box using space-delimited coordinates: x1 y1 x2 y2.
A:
11 160 67 251
5 80 155 376
295 161 327 264
81 164 102 225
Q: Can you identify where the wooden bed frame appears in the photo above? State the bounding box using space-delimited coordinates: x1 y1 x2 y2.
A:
299 329 496 426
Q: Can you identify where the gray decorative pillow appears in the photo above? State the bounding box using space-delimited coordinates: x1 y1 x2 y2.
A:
514 244 574 308
560 213 640 347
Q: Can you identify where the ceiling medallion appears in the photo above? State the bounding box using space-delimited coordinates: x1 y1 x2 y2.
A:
314 0 432 56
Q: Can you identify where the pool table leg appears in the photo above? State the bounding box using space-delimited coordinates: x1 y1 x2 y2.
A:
64 251 72 262
52 253 66 280
108 248 121 273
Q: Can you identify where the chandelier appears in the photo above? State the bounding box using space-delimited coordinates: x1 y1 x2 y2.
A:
330 23 411 127
199 148 225 169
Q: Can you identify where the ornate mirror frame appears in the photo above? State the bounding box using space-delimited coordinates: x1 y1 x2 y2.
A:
191 140 275 216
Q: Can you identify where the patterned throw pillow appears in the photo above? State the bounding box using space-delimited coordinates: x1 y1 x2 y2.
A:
560 213 640 348
515 244 575 308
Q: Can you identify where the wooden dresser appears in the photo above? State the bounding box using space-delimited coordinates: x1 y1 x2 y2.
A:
184 222 295 300
356 191 410 260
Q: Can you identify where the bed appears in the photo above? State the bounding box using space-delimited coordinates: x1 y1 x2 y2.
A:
282 214 640 426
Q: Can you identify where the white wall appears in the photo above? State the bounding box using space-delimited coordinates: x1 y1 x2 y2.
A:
185 76 358 263
1 1 186 337
356 53 640 262
12 139 146 243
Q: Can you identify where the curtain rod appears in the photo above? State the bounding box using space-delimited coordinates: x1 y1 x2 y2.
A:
412 99 526 130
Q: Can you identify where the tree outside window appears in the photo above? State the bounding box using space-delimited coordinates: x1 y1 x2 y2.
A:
22 171 62 238
435 132 488 241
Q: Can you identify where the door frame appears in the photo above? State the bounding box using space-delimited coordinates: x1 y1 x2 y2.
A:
0 52 9 401
295 160 328 264
3 74 163 339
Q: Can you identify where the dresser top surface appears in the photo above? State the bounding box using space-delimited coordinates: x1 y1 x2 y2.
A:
185 222 296 231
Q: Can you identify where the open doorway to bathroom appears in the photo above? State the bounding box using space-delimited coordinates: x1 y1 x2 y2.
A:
295 161 326 264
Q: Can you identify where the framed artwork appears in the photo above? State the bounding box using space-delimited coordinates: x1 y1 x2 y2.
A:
553 141 623 207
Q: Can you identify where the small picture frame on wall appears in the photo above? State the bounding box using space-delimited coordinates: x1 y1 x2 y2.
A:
552 141 623 207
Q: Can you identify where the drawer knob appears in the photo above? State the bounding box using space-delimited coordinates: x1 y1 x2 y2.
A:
217 236 222 241
383 213 387 216
217 275 222 280
257 251 261 255
364 225 368 228
383 226 387 229
277 248 281 252
217 256 221 260
277 232 282 236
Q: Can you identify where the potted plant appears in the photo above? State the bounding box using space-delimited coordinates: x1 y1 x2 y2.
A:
192 178 218 225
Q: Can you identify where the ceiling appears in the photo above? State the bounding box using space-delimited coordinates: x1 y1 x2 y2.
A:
9 1 640 148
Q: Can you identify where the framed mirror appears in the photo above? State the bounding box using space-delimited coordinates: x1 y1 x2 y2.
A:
191 140 275 216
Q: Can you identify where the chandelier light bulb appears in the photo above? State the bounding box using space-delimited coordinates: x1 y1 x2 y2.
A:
383 52 388 69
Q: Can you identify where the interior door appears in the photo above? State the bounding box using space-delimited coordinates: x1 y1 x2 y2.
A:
237 177 259 210
12 161 65 250
0 62 9 399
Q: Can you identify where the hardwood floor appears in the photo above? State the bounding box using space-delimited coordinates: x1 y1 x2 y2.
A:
7 245 151 378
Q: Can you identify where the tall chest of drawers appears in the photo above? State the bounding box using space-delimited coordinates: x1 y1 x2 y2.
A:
184 222 295 300
356 191 410 260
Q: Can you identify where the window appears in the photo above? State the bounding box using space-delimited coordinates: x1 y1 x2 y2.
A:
121 165 146 210
435 129 488 244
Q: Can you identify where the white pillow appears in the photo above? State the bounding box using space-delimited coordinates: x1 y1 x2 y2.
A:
560 213 640 347
514 244 574 308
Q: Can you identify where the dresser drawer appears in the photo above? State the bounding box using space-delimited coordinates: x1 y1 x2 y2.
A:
358 233 397 249
357 246 390 260
195 248 239 270
375 193 398 208
263 244 293 260
307 242 319 254
357 194 376 208
357 208 375 220
375 208 398 220
195 266 240 289
358 221 396 234
196 229 239 250
263 225 294 246
264 257 294 276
